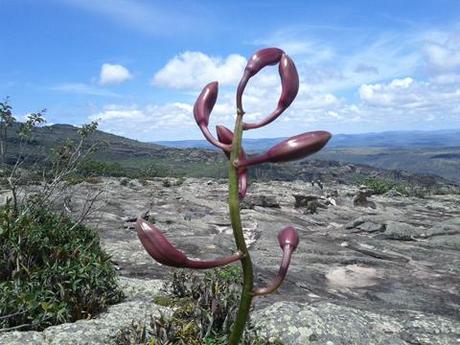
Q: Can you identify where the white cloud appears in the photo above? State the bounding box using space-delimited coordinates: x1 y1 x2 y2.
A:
87 25 460 140
152 51 246 89
99 64 132 85
357 77 460 128
423 32 460 71
89 103 198 140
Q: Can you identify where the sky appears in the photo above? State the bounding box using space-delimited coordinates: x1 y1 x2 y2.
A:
1 0 460 141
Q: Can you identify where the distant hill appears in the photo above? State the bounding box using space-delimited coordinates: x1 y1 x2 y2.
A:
2 123 225 177
154 129 460 151
154 129 460 183
3 123 458 186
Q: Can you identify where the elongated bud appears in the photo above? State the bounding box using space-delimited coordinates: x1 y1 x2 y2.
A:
243 53 299 130
194 81 218 127
237 131 331 167
136 219 243 269
216 125 236 159
278 54 299 109
216 125 248 199
253 226 299 296
237 48 284 114
194 82 231 151
238 169 248 199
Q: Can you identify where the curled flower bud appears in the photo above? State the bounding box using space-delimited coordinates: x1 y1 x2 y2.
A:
243 53 299 130
216 125 236 159
238 169 248 199
236 48 284 114
237 131 331 168
216 125 248 199
136 219 243 269
253 226 299 296
194 82 231 151
278 54 299 109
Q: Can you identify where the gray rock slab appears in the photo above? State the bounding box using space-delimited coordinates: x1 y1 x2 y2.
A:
253 301 460 345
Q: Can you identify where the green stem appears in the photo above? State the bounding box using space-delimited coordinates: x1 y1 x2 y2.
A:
228 113 254 345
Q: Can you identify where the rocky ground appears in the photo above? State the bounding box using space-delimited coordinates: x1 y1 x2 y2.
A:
1 176 459 344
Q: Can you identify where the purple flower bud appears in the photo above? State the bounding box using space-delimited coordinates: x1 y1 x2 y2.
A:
216 125 249 199
194 81 218 127
136 219 242 269
216 125 235 159
238 170 248 199
253 226 299 296
236 48 284 114
278 54 299 110
277 226 299 251
245 48 285 78
237 131 332 167
243 53 299 130
194 82 231 151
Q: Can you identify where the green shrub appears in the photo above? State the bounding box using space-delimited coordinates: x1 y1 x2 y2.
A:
114 267 283 345
0 202 124 331
78 159 127 177
362 177 408 196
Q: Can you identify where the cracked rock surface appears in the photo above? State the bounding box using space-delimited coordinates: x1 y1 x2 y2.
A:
1 177 459 344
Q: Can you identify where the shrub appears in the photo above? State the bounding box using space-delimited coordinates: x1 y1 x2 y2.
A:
78 159 127 177
0 202 124 331
362 177 407 195
114 267 283 345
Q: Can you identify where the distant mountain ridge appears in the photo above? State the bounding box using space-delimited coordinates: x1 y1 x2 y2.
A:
154 129 460 151
4 123 458 184
153 129 460 183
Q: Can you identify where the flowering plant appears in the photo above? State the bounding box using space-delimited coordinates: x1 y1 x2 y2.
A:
137 48 331 344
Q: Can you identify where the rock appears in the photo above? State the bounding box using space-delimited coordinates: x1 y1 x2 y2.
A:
8 177 460 345
293 194 321 208
378 221 424 240
358 221 385 233
353 189 376 208
293 194 330 214
241 195 280 209
425 217 460 237
0 189 13 206
253 301 460 345
385 188 405 197
344 217 385 233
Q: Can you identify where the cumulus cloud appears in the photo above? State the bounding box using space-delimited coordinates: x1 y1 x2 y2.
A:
152 51 246 89
357 76 460 128
424 34 460 71
89 25 460 140
99 63 132 85
89 103 198 140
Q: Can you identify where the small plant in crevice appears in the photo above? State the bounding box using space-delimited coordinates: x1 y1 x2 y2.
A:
114 267 283 345
135 48 332 344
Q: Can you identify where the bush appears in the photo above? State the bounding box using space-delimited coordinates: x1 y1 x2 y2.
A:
78 159 127 177
362 177 407 196
114 267 283 345
0 202 124 331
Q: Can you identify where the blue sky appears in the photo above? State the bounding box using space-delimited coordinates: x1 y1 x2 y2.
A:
1 0 460 141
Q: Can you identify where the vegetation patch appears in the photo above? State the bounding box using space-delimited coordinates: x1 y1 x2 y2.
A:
0 202 124 331
361 177 408 195
114 267 283 345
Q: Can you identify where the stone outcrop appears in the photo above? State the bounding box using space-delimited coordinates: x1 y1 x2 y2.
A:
1 177 459 344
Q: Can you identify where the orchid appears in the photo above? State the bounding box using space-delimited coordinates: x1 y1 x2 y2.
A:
137 47 332 344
